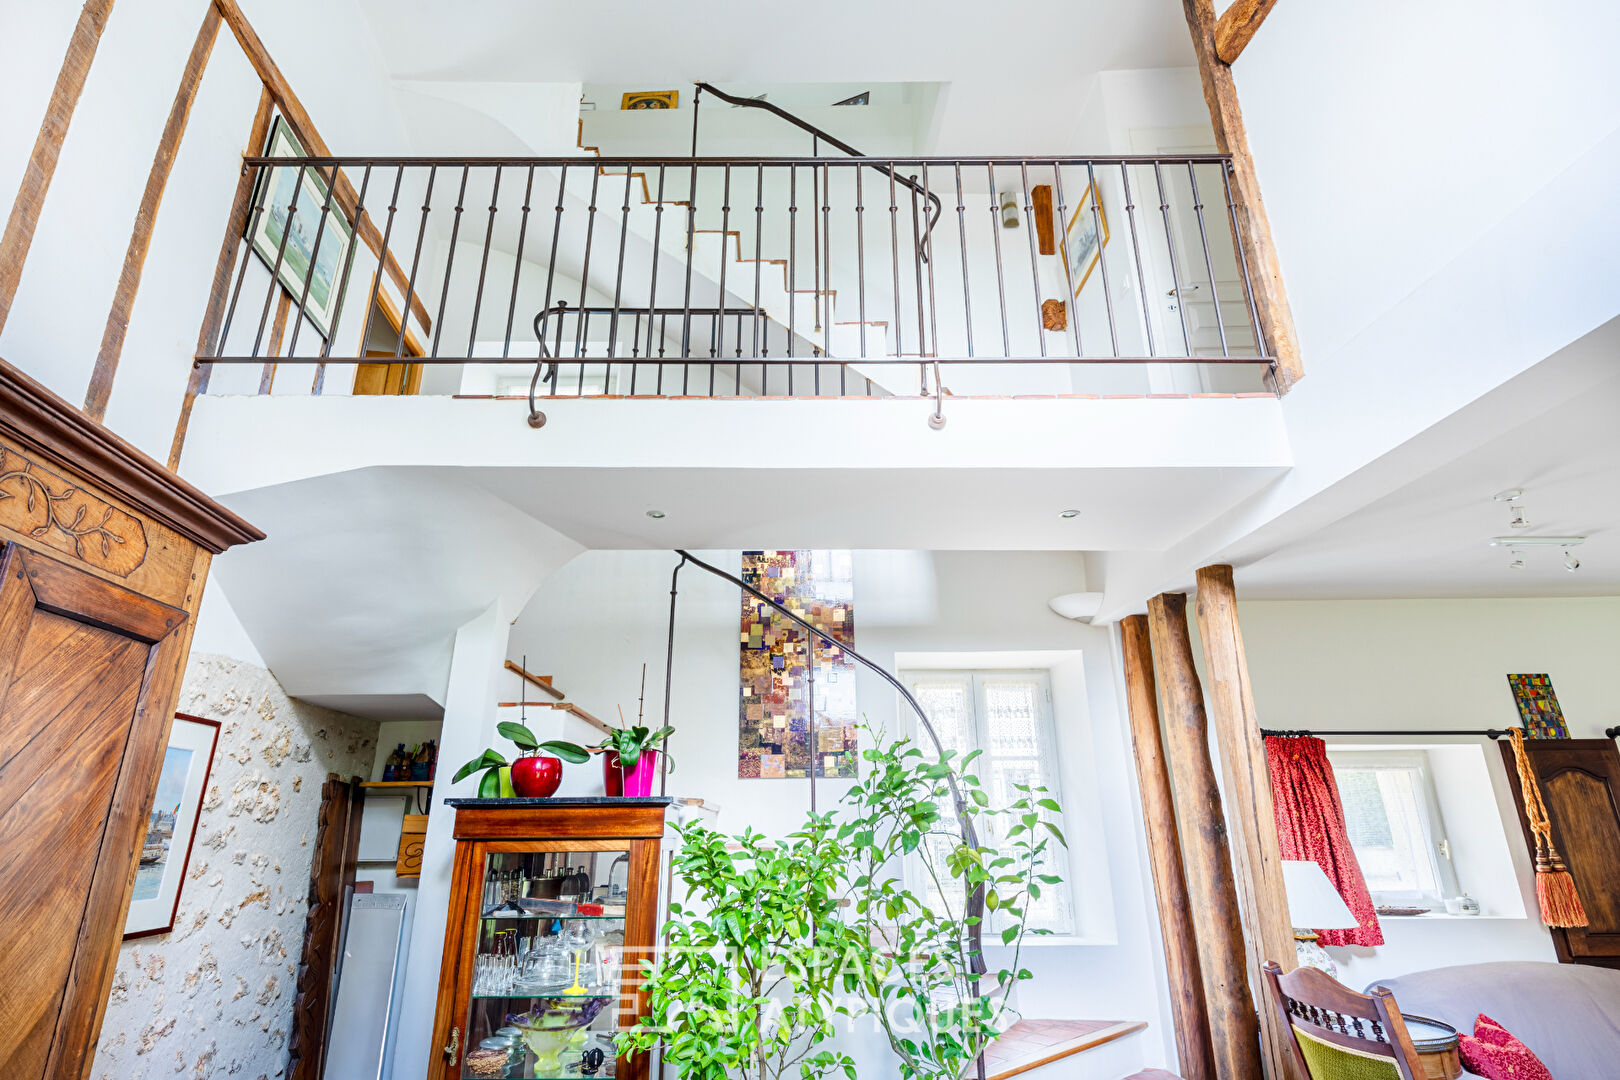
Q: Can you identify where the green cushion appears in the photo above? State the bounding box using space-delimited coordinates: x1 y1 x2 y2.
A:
1293 1025 1403 1080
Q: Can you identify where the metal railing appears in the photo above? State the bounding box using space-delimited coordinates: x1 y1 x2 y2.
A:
199 154 1278 406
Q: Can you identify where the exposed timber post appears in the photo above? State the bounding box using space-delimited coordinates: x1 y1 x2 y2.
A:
1120 614 1217 1080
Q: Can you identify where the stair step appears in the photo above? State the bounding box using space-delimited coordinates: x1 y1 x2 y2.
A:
985 1020 1148 1080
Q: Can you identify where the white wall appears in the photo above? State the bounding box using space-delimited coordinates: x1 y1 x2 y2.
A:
0 0 416 461
1214 597 1620 988
494 549 1179 1071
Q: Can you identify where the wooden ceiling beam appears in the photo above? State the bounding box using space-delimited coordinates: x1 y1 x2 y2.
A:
1214 0 1281 64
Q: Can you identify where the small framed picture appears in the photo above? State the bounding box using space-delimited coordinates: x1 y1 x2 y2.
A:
1061 179 1110 298
248 117 355 340
621 90 679 110
124 713 221 939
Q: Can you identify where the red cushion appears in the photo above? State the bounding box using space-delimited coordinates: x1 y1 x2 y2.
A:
1458 1015 1554 1080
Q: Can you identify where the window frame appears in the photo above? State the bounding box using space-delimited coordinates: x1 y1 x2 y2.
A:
1326 747 1461 908
899 667 1075 936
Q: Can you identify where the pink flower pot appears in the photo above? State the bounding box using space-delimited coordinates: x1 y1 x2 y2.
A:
603 750 660 797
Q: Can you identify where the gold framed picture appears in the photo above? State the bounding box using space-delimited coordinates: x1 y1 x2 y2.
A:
621 90 679 110
1061 180 1110 298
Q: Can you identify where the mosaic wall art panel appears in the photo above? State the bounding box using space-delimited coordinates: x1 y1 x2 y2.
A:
1507 673 1569 739
739 550 858 779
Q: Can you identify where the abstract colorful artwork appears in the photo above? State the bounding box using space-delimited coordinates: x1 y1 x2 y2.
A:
739 551 858 779
1507 674 1570 739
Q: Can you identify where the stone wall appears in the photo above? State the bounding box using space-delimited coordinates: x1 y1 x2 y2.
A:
91 654 376 1080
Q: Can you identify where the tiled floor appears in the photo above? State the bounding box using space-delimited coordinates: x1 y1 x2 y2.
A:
984 1019 1145 1079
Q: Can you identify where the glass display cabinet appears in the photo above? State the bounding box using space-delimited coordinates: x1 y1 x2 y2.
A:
429 797 671 1080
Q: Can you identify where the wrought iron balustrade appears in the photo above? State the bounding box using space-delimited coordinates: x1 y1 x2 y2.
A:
198 154 1278 404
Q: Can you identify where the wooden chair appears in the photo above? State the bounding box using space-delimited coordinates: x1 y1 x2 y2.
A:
1262 961 1427 1080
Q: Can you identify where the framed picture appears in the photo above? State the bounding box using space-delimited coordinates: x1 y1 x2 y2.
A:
1061 179 1110 298
124 713 220 939
249 117 354 340
621 90 678 110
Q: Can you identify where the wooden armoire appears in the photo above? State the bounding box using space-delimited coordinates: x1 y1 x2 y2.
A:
0 358 262 1080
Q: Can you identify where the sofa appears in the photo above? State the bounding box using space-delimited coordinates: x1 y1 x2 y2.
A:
1376 961 1620 1079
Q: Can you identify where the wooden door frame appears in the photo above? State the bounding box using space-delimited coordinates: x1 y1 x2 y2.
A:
287 775 366 1080
354 272 425 395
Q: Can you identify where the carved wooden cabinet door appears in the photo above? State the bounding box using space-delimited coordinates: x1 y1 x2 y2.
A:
0 543 190 1079
1501 738 1620 968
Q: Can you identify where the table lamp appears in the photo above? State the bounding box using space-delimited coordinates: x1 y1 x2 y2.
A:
1281 860 1358 977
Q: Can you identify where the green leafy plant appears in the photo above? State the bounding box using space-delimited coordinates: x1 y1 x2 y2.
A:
452 721 581 796
616 816 863 1080
544 723 674 771
835 729 1066 1080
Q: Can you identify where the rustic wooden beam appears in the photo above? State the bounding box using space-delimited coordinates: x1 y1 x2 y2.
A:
84 4 222 421
1120 614 1216 1080
259 292 289 393
211 0 433 335
1193 564 1298 1080
168 87 274 471
0 0 118 336
1181 0 1303 392
1215 0 1281 64
1146 592 1264 1080
1032 185 1056 256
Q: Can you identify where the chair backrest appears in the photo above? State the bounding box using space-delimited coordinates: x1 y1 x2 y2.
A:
1262 961 1426 1080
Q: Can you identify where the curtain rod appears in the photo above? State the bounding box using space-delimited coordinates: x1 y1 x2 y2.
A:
1262 728 1514 740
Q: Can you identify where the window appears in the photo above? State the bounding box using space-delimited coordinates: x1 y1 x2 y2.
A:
901 669 1074 936
1327 749 1459 908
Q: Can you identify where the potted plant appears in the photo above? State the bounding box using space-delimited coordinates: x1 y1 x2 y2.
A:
544 724 673 797
453 721 581 798
834 728 1067 1080
615 817 862 1080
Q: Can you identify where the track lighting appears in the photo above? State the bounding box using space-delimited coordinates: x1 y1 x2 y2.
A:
1564 550 1580 572
1508 551 1525 571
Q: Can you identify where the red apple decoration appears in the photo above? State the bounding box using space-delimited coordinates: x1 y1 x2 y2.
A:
509 753 563 798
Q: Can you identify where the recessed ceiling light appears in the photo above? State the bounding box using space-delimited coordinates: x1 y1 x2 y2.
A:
1059 509 1081 519
646 510 666 519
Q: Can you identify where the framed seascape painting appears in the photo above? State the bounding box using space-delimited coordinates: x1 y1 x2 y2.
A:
249 117 355 340
124 713 220 939
1061 179 1110 298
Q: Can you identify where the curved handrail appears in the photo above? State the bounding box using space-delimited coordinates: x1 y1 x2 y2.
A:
694 82 941 261
670 549 988 978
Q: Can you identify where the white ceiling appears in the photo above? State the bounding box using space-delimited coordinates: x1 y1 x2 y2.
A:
356 1 1193 84
1236 373 1620 599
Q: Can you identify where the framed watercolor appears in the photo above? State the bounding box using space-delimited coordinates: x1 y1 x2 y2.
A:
124 713 221 939
1060 179 1110 299
621 90 678 110
248 117 354 340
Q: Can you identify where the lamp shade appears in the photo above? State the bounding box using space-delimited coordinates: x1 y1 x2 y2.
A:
1281 860 1358 930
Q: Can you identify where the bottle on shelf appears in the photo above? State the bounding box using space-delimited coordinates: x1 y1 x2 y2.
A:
382 743 408 782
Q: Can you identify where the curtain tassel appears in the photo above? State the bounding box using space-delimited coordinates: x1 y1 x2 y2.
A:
1511 729 1589 928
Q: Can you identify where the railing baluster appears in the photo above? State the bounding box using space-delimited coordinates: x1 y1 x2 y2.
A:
1153 160 1194 359
788 165 797 362
888 167 903 363
986 164 1010 357
218 160 274 357
1049 164 1085 359
822 162 834 380
391 165 436 362
538 166 568 376
1119 162 1158 358
283 161 338 364
576 166 601 363
1186 162 1230 358
681 160 698 394
953 163 973 359
753 164 764 363
253 162 311 358
502 165 535 359
855 167 867 360
1082 161 1120 356
646 164 667 360
430 165 470 357
909 175 927 389
1017 163 1045 359
715 165 732 381
608 166 635 379
921 165 940 373
467 165 501 358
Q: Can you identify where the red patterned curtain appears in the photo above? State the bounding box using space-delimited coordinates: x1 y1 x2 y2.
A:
1265 735 1383 947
